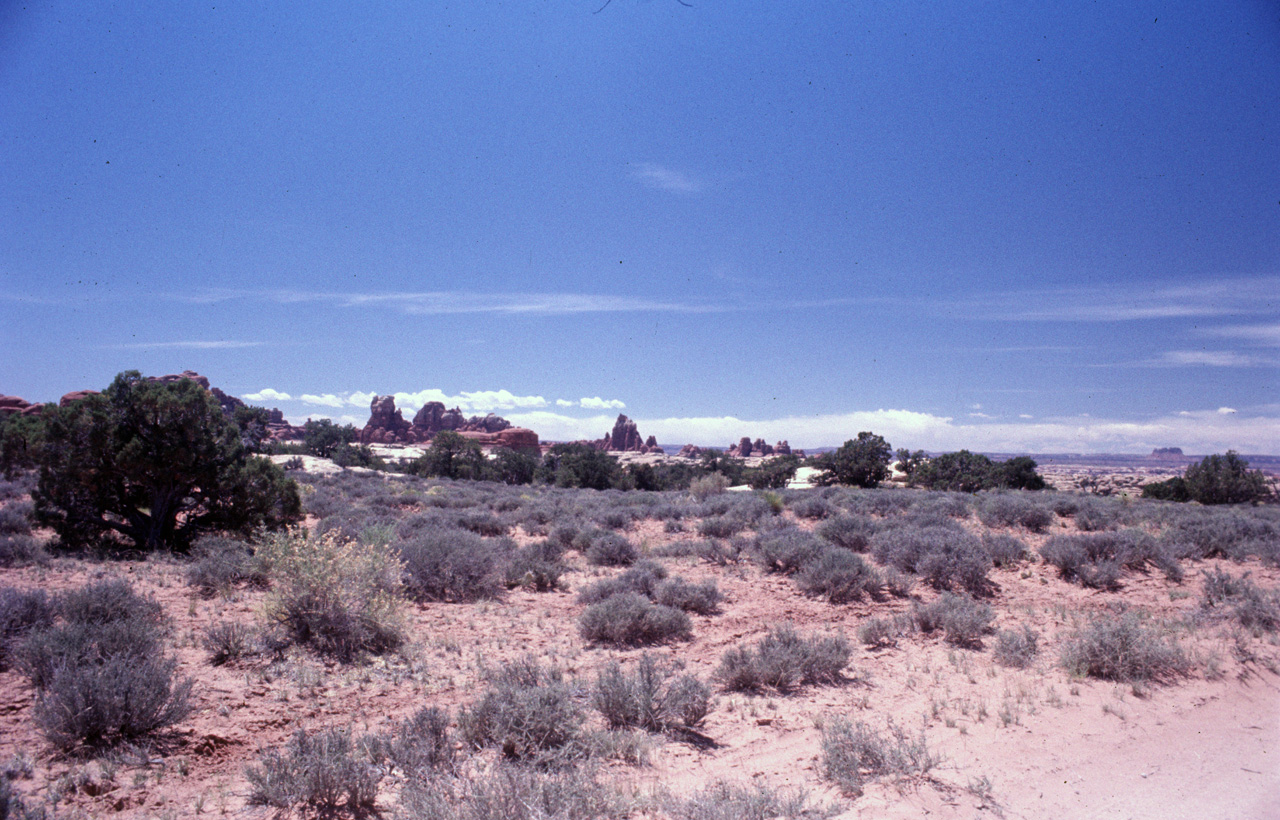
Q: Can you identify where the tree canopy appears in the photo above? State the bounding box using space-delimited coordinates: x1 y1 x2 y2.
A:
813 432 892 488
34 372 301 552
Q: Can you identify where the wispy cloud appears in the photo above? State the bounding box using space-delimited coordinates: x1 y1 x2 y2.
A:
1149 350 1278 368
112 340 264 350
632 163 704 194
181 289 725 316
1204 322 1280 347
966 276 1280 322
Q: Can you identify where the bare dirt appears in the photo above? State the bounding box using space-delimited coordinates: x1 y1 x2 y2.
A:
2 492 1278 819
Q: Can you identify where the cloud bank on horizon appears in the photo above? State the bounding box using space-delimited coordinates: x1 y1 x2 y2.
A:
243 382 1280 455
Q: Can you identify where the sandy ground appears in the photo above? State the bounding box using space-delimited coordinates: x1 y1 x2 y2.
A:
1 495 1278 819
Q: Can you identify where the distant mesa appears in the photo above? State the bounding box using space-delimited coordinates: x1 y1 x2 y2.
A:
358 394 537 450
1149 447 1185 459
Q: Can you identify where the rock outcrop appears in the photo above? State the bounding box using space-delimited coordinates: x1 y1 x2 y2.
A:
676 444 704 459
0 396 35 417
59 390 98 407
410 401 515 439
359 395 537 449
593 414 661 453
359 395 414 444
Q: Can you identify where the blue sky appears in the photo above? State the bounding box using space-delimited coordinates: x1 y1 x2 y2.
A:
3 1 1278 453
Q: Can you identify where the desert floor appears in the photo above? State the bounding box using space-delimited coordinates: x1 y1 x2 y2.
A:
1 472 1277 820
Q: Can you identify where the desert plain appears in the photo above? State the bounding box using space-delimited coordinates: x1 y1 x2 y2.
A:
1 454 1278 820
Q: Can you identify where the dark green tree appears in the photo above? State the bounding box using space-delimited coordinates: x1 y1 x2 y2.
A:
1183 451 1272 505
302 418 358 459
412 430 490 481
232 405 274 453
745 454 801 490
697 449 746 486
895 448 927 486
813 432 892 488
1 410 48 479
34 372 301 552
535 442 622 490
1141 476 1191 502
914 450 998 493
999 456 1047 491
491 446 538 485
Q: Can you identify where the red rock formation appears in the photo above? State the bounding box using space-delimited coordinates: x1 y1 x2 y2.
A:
594 414 661 453
0 396 32 417
774 441 792 456
454 428 540 450
753 438 774 456
59 390 98 407
359 395 414 444
152 370 210 389
676 444 703 459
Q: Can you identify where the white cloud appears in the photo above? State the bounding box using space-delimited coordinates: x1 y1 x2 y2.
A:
968 412 994 419
300 393 346 408
348 391 378 407
1217 407 1237 415
1152 350 1275 367
968 276 1280 322
632 163 704 194
200 289 725 316
556 399 576 408
579 397 626 411
1204 323 1280 347
115 340 264 349
392 389 548 413
242 388 292 402
504 407 1280 455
